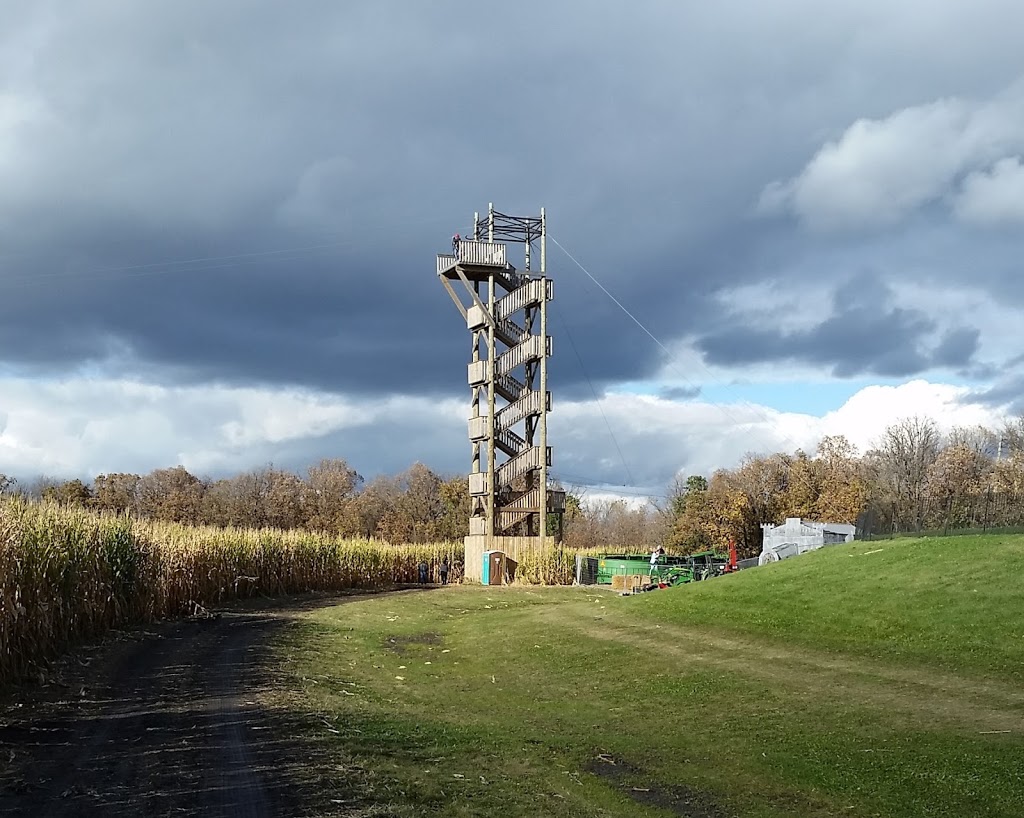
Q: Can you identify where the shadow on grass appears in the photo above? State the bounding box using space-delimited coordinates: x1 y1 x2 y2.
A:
0 588 439 817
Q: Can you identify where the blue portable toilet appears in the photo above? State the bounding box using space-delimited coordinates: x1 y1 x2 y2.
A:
481 550 504 585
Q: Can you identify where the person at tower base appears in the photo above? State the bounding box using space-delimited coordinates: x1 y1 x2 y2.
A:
649 546 665 580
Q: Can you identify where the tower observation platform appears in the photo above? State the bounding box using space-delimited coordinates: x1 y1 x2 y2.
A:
436 204 565 582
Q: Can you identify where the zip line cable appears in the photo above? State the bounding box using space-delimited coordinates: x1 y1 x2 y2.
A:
0 215 456 288
548 234 770 483
550 299 636 487
0 247 352 289
0 239 357 287
549 234 812 459
9 239 361 282
548 472 669 500
549 235 734 419
0 220 810 500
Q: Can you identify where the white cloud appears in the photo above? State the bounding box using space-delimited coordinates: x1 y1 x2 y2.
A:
761 82 1024 230
0 373 1011 505
953 156 1024 225
0 374 463 479
554 379 1009 493
816 379 1003 452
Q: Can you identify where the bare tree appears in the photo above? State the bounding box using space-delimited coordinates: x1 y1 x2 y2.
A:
998 415 1024 459
869 416 941 532
948 425 1000 460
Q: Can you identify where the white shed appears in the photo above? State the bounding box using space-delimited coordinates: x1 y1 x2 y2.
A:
758 517 855 565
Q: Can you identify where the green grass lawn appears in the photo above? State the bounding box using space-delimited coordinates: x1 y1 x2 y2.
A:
271 534 1024 817
635 534 1024 679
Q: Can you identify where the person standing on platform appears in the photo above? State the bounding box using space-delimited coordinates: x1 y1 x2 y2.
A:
452 233 461 259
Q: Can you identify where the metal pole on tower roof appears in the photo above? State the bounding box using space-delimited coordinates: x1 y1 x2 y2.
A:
540 207 546 274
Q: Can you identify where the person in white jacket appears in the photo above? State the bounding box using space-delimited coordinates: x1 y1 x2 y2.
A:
649 546 665 579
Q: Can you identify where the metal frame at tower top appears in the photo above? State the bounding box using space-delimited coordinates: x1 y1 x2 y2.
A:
473 203 546 273
436 204 563 570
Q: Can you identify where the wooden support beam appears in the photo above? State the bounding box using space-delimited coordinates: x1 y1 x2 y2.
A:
440 276 468 319
455 265 495 328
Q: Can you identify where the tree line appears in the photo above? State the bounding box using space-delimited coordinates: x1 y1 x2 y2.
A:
0 460 471 543
4 414 1023 553
664 415 1024 557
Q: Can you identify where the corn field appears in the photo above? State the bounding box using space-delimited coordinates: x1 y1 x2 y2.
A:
513 544 607 585
0 498 462 683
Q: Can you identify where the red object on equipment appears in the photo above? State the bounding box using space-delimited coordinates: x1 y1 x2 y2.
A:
728 539 738 572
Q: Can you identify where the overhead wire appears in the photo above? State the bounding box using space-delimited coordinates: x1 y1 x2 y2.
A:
0 218 807 501
0 246 349 289
550 298 636 487
549 472 669 500
549 234 813 458
1 238 361 283
0 214 456 289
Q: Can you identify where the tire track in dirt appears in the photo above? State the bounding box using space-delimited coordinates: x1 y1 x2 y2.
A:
0 595 371 817
548 607 1024 734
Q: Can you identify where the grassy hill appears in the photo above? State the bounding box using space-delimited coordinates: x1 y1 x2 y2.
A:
273 534 1024 817
637 534 1024 679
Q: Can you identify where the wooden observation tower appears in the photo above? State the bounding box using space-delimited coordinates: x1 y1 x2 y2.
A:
437 204 565 580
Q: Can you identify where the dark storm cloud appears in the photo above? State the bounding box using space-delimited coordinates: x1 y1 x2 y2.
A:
659 385 701 401
693 272 985 378
958 382 1024 419
1 0 1023 400
932 327 981 368
963 368 1024 414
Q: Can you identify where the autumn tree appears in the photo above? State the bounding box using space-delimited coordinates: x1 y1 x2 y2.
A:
923 442 990 528
393 463 443 542
200 466 305 529
201 477 245 527
436 475 471 541
667 475 719 552
23 476 60 500
780 451 819 520
302 458 362 534
92 473 141 514
990 451 1024 496
138 466 205 524
998 415 1024 457
42 479 93 506
264 469 305 529
356 475 404 540
812 435 867 524
707 453 791 553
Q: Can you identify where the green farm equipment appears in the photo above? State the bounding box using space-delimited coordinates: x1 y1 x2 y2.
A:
593 550 731 589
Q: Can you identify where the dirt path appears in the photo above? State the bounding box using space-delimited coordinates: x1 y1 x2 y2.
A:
554 609 1024 735
0 596 358 818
